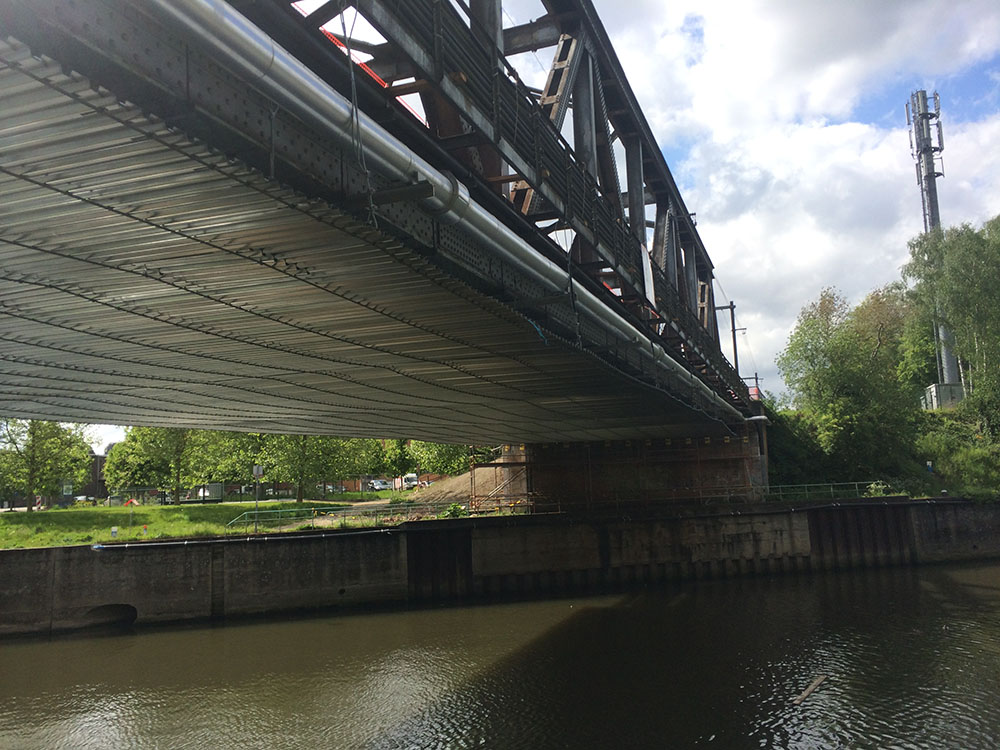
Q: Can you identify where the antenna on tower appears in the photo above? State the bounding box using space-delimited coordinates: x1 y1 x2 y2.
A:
907 90 945 232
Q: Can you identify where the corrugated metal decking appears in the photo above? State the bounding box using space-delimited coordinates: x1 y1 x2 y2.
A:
0 37 724 443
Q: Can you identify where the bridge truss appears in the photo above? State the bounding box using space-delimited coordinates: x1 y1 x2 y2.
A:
0 0 756 444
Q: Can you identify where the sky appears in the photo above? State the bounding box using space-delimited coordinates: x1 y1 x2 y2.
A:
503 0 1000 390
86 0 1000 452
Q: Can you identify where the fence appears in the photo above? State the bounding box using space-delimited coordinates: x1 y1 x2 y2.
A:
764 481 888 503
223 480 895 534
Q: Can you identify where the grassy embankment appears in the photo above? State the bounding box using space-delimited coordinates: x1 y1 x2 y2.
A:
0 500 354 549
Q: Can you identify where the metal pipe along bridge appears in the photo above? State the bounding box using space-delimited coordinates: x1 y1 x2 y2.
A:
0 0 758 449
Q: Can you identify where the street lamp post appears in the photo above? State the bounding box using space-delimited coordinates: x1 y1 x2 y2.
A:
252 463 263 533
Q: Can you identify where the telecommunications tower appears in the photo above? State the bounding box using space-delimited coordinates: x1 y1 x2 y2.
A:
906 90 963 407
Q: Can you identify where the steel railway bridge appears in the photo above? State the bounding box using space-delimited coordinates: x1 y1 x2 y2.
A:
0 0 766 500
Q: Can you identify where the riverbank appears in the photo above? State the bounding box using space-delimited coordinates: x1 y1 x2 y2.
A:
0 501 351 549
2 497 999 637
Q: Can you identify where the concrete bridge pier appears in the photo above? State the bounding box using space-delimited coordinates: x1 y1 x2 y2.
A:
489 423 768 512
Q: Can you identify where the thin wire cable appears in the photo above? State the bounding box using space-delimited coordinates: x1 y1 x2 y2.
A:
501 7 550 79
339 5 378 228
713 275 760 377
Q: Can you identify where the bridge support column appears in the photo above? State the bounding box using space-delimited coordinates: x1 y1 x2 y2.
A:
523 424 767 512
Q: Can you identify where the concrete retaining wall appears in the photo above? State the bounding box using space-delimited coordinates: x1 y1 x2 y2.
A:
2 499 998 637
0 529 408 636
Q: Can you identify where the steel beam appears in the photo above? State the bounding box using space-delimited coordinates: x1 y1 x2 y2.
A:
625 136 645 246
352 0 633 288
470 0 503 61
503 16 562 55
684 243 699 314
571 51 598 179
593 63 624 217
540 0 715 293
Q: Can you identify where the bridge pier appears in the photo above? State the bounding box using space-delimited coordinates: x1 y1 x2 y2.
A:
485 423 768 511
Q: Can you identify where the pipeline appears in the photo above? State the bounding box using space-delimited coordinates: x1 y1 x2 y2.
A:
140 0 745 423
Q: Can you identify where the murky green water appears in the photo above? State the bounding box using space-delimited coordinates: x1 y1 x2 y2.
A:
3 562 1000 749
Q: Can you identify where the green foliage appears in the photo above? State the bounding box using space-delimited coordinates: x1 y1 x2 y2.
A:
380 439 415 477
764 408 833 485
264 434 369 501
0 501 348 549
267 434 324 502
438 502 468 518
0 420 92 507
915 411 1000 496
339 438 386 478
777 286 922 480
104 427 194 504
188 431 265 482
896 303 938 392
105 428 405 501
407 441 470 475
104 430 166 492
904 217 1000 436
772 215 1000 496
863 480 893 497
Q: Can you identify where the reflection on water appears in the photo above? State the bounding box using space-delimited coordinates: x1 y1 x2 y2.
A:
3 563 1000 749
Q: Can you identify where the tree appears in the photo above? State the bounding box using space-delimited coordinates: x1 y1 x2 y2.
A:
103 433 167 493
777 286 922 479
763 408 833 485
380 439 415 478
896 301 938 393
187 431 265 484
916 411 1000 496
104 426 194 504
904 217 1000 435
776 288 850 411
337 438 385 481
0 420 92 510
408 441 471 475
264 434 349 501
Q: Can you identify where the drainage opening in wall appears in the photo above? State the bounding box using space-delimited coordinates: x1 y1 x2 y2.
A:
80 604 138 629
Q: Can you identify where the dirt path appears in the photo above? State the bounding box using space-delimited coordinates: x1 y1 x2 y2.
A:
406 469 500 502
270 470 509 531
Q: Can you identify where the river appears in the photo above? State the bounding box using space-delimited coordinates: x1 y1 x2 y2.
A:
3 561 1000 749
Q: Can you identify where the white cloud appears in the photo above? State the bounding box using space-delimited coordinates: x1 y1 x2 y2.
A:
579 0 1000 392
496 1 1000 393
87 424 126 454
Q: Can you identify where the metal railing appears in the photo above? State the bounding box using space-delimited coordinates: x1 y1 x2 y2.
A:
224 481 897 534
763 481 891 503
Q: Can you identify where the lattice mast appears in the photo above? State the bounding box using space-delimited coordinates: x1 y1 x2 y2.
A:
906 90 959 385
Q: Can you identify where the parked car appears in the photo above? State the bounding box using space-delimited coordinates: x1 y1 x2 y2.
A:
316 483 346 493
367 479 392 491
402 473 419 490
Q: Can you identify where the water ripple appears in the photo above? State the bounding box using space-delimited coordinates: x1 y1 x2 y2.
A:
3 567 1000 748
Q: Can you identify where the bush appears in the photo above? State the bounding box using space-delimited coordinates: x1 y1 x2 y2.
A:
916 411 1000 496
864 480 893 497
438 503 467 519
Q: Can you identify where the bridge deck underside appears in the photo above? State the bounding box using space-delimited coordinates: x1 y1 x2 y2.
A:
0 40 725 443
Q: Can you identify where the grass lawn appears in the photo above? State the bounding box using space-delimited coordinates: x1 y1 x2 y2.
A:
0 501 351 549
